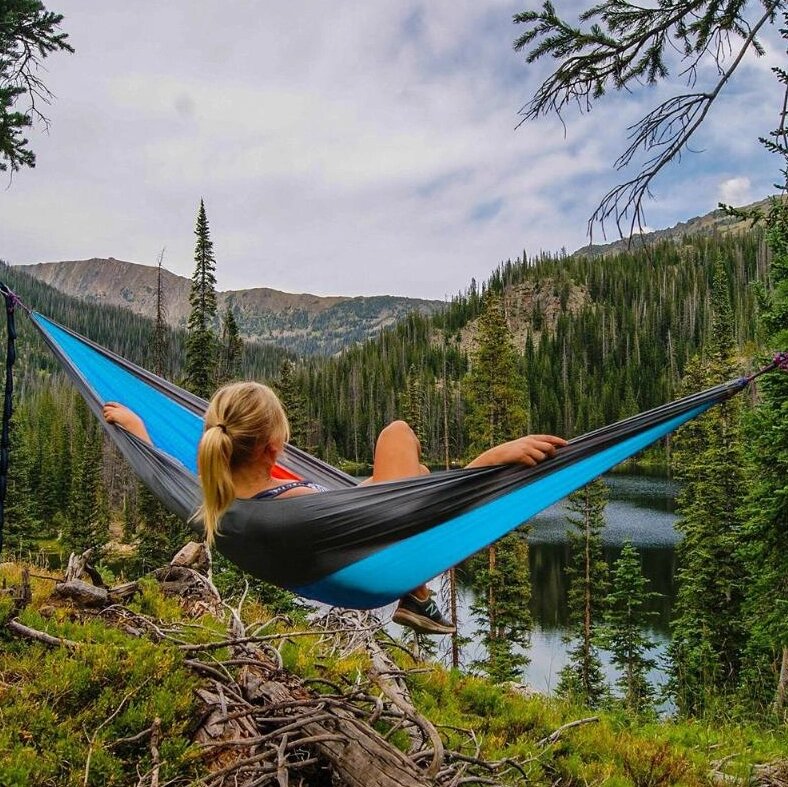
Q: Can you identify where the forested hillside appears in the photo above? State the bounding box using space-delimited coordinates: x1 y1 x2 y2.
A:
1 225 769 470
294 230 769 464
0 261 292 388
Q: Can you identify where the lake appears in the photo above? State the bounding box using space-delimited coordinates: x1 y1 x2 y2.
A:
392 472 681 695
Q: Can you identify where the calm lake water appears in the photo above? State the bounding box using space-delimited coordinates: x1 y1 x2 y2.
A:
392 472 681 695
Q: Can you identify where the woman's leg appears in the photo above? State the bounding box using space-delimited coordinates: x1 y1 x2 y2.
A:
368 420 429 483
371 421 455 635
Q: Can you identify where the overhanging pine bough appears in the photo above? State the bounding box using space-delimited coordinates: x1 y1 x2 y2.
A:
513 0 784 238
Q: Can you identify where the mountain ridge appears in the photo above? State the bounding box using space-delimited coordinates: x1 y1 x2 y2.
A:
15 196 780 355
15 257 443 355
573 195 779 256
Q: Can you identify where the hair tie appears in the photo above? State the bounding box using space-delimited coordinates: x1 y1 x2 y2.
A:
216 423 228 434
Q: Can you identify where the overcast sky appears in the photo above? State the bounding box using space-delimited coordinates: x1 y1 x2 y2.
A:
1 2 782 299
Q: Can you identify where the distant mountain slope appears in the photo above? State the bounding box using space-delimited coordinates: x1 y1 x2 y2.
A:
16 258 443 355
0 262 291 384
574 196 781 257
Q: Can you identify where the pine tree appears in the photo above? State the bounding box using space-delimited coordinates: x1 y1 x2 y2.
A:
601 540 659 713
3 415 38 556
151 247 169 378
513 0 784 234
465 292 531 680
63 406 109 555
185 199 218 398
277 359 313 451
403 363 426 448
218 304 243 385
0 0 73 173
668 258 746 715
465 292 528 455
557 477 609 706
737 199 788 715
470 530 532 682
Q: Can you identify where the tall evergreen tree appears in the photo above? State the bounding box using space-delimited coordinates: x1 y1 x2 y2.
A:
151 247 169 379
185 199 218 398
63 404 108 555
218 304 243 385
465 292 531 680
277 359 313 451
737 199 788 715
465 293 528 455
3 415 38 555
668 258 746 715
403 363 426 449
601 540 659 713
469 530 532 682
557 477 609 706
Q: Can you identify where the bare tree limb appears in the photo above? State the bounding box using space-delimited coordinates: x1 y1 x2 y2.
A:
537 715 599 746
7 617 79 649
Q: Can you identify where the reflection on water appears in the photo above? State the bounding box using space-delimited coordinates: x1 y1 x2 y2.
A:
528 473 681 546
528 544 676 632
445 473 679 695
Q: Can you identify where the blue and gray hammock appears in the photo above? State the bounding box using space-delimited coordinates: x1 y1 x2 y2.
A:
2 286 785 608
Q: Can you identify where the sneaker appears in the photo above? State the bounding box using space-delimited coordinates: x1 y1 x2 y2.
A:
392 592 456 635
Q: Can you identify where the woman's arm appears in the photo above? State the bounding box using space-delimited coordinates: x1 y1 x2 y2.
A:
103 402 153 445
466 434 567 469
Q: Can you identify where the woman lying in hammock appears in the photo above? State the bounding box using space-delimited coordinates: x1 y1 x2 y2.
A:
104 382 565 635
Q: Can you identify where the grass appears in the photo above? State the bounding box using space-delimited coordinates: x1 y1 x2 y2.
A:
1 561 785 786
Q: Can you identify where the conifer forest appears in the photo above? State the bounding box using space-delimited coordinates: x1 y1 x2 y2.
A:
2 197 787 727
2 2 788 784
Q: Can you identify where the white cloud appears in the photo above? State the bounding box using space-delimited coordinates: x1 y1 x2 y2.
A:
0 0 781 298
718 176 753 207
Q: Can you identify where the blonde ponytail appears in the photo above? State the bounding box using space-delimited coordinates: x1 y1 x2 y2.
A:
194 382 289 545
195 425 235 546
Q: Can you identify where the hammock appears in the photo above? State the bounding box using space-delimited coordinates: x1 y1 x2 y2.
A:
6 290 784 608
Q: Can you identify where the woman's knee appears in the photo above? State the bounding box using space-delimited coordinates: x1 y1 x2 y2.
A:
378 420 417 445
371 420 422 481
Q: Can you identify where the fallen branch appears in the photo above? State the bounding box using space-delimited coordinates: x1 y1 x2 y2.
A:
177 626 374 654
54 579 108 607
372 674 444 778
7 618 79 649
537 716 599 747
148 717 162 787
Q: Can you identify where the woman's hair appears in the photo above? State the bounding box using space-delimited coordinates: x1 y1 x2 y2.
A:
195 382 289 545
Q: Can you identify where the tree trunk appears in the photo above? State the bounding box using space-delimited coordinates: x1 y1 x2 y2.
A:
774 646 788 716
583 489 592 695
449 567 460 669
246 680 433 787
488 545 497 640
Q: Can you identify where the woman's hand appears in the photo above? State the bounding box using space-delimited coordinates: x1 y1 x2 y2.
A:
466 435 567 469
103 402 152 444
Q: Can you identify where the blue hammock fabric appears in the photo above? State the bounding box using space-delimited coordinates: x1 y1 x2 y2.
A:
27 309 751 608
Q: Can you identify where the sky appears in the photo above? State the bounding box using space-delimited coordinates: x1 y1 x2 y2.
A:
0 1 783 299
